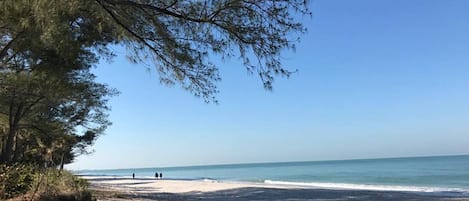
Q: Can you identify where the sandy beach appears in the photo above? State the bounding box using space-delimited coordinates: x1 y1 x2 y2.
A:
84 176 469 201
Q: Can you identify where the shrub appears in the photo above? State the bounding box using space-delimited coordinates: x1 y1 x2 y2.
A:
0 165 94 201
0 164 36 199
32 169 94 201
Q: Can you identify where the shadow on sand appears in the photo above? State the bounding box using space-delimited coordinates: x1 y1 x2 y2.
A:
107 187 469 201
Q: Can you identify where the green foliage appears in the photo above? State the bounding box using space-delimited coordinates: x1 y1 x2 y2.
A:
0 0 310 103
95 0 311 101
0 165 93 200
0 67 117 165
0 164 36 199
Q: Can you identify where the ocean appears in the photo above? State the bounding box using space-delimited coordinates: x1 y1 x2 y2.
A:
77 155 469 194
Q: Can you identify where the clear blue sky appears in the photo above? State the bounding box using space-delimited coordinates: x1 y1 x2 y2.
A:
67 0 469 170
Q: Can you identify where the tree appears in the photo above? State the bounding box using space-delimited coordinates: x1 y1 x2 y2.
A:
1 0 311 102
0 68 116 165
0 0 119 165
0 0 310 165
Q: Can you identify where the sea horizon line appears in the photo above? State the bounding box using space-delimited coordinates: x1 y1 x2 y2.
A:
72 153 469 172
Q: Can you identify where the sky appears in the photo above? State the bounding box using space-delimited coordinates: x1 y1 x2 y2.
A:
67 0 469 170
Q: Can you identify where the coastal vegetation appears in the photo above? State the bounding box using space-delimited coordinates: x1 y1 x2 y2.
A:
1 164 91 200
0 0 309 199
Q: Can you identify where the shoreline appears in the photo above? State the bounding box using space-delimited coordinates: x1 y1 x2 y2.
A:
83 176 469 201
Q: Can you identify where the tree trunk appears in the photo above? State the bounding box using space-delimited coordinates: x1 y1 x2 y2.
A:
59 152 65 171
0 104 22 164
12 133 22 162
1 127 17 163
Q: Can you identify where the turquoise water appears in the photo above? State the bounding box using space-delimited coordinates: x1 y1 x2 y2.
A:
77 155 469 193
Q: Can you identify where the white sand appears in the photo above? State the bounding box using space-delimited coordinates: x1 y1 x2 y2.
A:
83 176 288 194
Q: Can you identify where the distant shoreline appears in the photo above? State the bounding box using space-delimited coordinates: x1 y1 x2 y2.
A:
84 176 469 201
72 154 469 171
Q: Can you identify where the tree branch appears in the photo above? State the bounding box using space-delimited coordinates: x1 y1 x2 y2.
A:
0 31 23 60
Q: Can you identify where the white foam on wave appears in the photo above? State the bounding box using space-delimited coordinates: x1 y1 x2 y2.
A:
199 178 219 183
264 180 469 194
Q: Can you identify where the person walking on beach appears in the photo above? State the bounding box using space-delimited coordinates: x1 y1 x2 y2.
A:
159 172 163 179
155 172 158 179
132 173 135 179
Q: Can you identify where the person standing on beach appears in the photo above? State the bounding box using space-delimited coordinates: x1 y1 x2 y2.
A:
159 172 163 179
132 173 135 179
155 172 158 179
